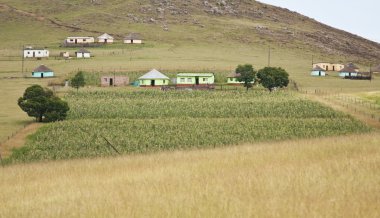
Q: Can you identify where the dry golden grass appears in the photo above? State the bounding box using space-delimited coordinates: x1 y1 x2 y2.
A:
1 132 379 218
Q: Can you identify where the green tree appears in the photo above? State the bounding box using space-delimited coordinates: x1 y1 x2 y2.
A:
18 85 69 122
236 64 257 91
71 71 85 91
257 67 289 92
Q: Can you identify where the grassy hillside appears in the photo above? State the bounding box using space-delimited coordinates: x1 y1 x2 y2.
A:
1 133 379 217
0 0 379 62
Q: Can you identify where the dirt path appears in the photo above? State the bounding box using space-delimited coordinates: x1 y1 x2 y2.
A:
0 123 44 158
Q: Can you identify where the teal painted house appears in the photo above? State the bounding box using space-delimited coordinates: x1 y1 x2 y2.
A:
339 66 358 77
32 65 54 78
176 73 214 87
310 66 326 77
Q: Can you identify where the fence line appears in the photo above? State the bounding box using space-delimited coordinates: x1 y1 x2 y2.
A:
290 80 380 123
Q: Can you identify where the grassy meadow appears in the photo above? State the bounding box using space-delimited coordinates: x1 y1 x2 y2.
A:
1 133 379 217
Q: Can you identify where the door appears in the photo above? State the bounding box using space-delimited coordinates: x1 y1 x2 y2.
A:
75 39 78 44
151 80 155 86
326 66 329 71
333 66 335 71
41 73 44 78
131 40 134 44
105 39 108 43
110 78 113 86
33 52 35 57
319 71 321 76
195 77 199 85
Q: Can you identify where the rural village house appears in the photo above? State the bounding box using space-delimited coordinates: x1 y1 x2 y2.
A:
226 73 255 85
23 47 49 58
32 65 54 78
124 33 142 44
97 33 114 44
312 63 344 72
60 51 70 58
176 73 215 87
101 76 129 87
339 65 358 77
65 36 95 44
76 48 91 58
346 62 360 72
138 69 169 87
310 65 326 77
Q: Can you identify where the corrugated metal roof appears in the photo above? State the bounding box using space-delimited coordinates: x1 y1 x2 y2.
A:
33 65 53 72
139 69 169 79
98 33 114 39
76 48 90 53
125 33 142 40
312 65 325 71
177 73 214 77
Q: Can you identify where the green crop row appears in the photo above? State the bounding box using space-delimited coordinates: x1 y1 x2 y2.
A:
9 117 369 163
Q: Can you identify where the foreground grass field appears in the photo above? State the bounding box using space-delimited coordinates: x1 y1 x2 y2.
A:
6 89 370 163
1 132 379 217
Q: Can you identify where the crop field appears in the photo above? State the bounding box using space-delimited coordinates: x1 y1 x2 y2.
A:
7 90 370 163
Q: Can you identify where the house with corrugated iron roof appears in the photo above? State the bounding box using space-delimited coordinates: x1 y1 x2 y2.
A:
32 65 54 78
76 48 91 58
311 65 326 77
138 69 169 87
97 33 114 44
176 73 215 87
124 33 142 44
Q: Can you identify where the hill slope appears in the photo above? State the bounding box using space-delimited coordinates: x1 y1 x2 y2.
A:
0 0 379 62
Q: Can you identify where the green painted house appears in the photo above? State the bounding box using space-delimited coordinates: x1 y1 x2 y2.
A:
176 73 214 87
138 69 170 87
32 65 54 78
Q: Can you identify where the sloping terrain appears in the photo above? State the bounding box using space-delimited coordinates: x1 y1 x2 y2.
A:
0 0 379 62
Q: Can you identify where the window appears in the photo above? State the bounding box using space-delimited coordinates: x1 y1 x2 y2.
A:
187 78 192 82
70 39 74 42
27 52 30 54
180 78 185 83
83 39 86 42
204 78 208 82
104 78 108 82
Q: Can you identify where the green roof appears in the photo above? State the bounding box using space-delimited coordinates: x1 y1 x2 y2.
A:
177 73 214 77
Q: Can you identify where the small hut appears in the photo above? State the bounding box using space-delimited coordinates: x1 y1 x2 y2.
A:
124 33 142 44
101 76 129 87
339 66 358 78
138 69 170 87
76 48 91 58
32 65 54 78
60 51 70 58
311 65 326 77
97 33 114 44
176 73 215 87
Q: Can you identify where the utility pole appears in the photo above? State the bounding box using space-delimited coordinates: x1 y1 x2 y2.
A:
311 55 314 67
268 46 271 67
21 45 25 76
369 64 372 82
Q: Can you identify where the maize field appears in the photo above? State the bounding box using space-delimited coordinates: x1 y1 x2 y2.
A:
8 90 371 162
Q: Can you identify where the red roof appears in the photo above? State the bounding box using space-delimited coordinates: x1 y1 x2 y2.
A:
33 65 53 72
